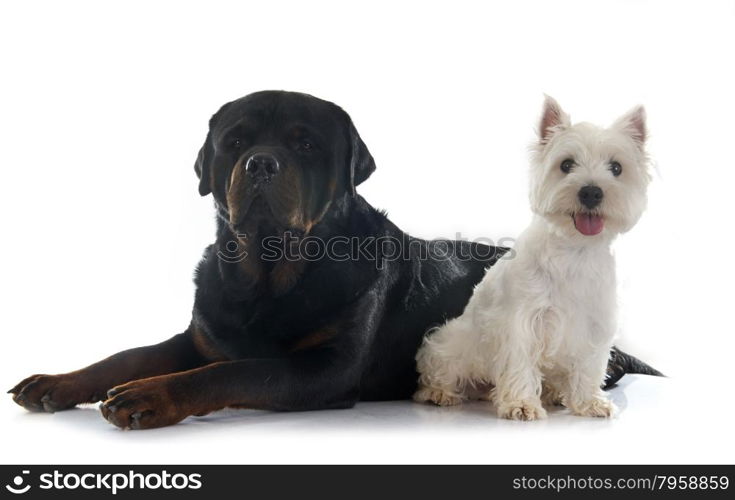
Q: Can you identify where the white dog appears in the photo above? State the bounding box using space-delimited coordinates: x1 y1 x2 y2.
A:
414 96 651 420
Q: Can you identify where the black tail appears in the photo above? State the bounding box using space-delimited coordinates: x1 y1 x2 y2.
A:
603 347 664 389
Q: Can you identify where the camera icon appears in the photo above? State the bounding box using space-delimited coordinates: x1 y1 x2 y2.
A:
5 470 31 494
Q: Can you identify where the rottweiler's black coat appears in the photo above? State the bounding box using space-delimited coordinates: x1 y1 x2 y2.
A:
9 91 660 429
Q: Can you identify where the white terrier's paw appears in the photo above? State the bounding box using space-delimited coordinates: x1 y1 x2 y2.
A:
497 400 547 421
541 387 564 407
413 386 463 406
570 397 616 418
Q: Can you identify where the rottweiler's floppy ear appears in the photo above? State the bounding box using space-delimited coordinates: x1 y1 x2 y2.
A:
194 132 213 197
348 121 376 196
194 102 232 197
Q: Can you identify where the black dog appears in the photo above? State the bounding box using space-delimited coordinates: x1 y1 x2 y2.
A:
9 91 660 429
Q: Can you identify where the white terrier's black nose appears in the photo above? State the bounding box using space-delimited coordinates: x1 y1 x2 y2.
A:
578 185 604 209
245 153 280 182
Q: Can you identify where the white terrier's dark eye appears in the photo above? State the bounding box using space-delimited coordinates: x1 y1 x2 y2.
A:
609 161 622 176
560 159 574 173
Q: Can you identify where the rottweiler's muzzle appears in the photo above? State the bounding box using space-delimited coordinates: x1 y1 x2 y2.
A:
226 147 299 233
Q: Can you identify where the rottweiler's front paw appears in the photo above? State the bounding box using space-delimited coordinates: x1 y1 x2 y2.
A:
9 374 89 413
100 377 190 430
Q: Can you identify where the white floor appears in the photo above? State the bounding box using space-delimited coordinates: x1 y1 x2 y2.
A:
2 375 729 464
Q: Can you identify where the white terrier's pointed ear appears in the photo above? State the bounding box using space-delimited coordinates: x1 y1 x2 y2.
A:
538 95 570 143
614 105 647 146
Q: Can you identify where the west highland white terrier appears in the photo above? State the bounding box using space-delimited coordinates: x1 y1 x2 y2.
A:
414 96 651 420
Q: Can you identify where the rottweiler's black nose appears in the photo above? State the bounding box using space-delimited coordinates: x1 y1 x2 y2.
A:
245 153 280 182
578 185 604 209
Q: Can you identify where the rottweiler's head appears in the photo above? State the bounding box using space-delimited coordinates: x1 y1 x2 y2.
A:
194 91 376 237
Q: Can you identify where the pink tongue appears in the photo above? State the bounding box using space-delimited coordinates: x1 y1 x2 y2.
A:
574 214 604 235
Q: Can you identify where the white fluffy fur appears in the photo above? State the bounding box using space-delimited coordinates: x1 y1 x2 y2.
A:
414 96 651 420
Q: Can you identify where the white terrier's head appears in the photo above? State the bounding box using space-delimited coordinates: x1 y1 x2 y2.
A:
530 96 651 240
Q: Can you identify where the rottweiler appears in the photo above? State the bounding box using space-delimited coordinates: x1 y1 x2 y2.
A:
9 91 661 429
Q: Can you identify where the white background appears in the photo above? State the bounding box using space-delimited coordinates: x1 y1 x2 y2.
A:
1 0 733 464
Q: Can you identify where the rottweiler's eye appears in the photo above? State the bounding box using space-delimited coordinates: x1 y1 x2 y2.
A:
609 161 623 177
299 140 314 152
223 137 243 151
560 159 574 174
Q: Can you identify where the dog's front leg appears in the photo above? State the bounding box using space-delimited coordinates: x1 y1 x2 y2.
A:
563 346 617 418
99 291 381 429
9 327 208 413
491 344 547 421
100 347 364 429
